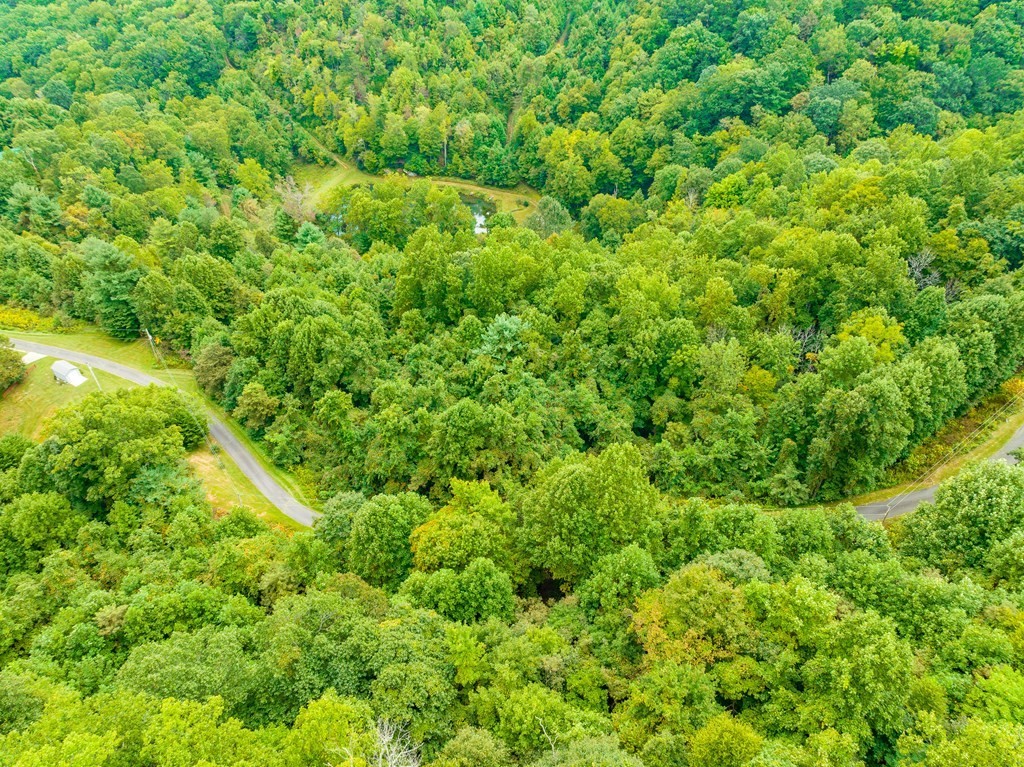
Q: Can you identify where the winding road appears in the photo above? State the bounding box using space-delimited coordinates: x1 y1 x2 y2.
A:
13 340 1024 527
11 339 318 527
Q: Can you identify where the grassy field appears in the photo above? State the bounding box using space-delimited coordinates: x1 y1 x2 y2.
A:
2 329 312 529
0 359 130 439
292 160 541 223
292 159 376 208
188 446 302 531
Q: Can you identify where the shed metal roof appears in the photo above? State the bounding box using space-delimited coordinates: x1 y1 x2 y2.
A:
51 360 88 387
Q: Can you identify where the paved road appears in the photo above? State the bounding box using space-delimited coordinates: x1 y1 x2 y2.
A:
11 339 318 527
855 422 1023 522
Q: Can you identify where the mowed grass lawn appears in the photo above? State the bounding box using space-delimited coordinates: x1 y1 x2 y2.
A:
8 329 163 372
0 359 129 439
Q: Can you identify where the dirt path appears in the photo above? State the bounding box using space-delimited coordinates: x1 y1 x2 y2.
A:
226 48 539 218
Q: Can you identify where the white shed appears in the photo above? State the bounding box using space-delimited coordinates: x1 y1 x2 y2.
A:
52 360 88 387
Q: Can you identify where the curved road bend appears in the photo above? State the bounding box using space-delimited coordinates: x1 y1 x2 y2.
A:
11 339 318 527
855 424 1024 522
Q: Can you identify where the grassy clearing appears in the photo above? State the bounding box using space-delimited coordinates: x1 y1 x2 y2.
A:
0 359 132 439
431 177 540 223
292 160 377 208
2 328 317 522
291 161 541 223
845 378 1024 507
188 446 302 531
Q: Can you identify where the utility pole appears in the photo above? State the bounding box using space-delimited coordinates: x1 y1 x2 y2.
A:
142 327 159 362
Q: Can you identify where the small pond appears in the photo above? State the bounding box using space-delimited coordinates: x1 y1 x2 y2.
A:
460 193 497 234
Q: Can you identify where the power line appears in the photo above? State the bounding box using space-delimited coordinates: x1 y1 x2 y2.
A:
141 327 247 510
875 384 1024 520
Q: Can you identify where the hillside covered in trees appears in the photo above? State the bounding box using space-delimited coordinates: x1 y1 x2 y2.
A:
3 389 1024 766
2 0 1024 764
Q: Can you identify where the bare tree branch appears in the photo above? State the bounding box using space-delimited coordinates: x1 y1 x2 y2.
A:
537 717 558 758
908 248 940 289
373 720 420 767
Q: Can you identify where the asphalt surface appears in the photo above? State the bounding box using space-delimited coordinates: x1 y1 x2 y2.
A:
11 339 318 527
855 420 1024 522
855 486 940 522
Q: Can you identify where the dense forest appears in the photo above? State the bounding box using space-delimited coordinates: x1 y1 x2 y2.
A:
2 0 1024 764
3 390 1024 766
2 0 1024 503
